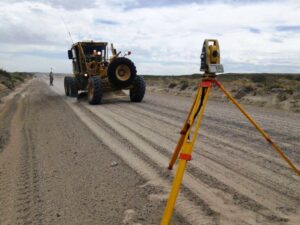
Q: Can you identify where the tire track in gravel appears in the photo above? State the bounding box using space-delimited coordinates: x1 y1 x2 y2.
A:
99 103 298 214
65 101 218 225
14 91 42 225
0 94 22 225
139 99 299 167
48 77 300 225
108 102 293 173
30 80 190 225
144 100 300 163
99 103 298 221
0 84 41 225
117 102 290 166
78 102 290 225
145 94 300 140
109 102 299 198
145 95 300 138
46 75 215 225
138 101 300 156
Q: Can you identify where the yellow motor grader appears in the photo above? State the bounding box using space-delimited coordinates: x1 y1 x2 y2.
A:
65 41 145 104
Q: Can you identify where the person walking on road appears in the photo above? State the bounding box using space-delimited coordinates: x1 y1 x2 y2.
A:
49 68 54 86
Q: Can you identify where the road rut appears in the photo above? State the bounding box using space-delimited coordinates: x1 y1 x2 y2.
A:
50 76 300 225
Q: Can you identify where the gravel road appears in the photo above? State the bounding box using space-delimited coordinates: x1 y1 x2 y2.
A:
0 76 299 225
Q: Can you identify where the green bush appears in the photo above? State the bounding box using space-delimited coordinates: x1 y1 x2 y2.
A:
267 84 281 90
0 69 10 77
180 81 189 90
12 75 24 82
251 75 266 83
1 80 14 89
295 86 300 92
168 82 177 89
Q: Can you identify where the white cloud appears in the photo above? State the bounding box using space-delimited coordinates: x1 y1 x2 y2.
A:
0 0 300 74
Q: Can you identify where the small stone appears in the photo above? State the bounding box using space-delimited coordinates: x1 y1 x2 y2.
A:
56 213 61 217
271 87 286 93
110 161 118 167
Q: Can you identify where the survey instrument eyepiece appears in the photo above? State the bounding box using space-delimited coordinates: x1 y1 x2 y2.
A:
200 39 224 74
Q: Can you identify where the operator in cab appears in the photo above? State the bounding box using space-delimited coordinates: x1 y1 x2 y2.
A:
91 49 102 62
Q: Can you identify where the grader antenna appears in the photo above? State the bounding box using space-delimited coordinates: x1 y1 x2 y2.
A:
161 39 299 225
61 16 74 44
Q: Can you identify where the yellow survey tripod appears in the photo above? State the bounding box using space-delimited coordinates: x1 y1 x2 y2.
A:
161 40 299 225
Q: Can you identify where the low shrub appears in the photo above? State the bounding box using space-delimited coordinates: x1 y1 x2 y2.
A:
1 80 14 89
0 69 10 77
12 75 24 82
251 75 266 83
294 76 300 81
168 82 177 89
180 81 189 90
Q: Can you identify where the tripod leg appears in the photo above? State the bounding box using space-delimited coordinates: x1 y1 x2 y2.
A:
168 86 203 169
161 143 191 225
215 80 300 176
161 84 212 225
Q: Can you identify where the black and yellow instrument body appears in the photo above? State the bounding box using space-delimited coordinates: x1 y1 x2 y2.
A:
200 39 223 74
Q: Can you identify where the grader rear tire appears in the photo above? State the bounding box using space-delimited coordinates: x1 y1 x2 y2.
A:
88 76 102 105
107 57 137 89
130 76 145 102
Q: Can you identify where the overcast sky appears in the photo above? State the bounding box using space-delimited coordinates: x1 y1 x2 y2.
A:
0 0 300 74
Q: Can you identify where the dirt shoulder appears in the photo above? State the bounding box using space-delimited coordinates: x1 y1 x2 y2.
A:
0 79 187 225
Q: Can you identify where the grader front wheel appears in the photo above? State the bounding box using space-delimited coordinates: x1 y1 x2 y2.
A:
64 76 72 96
69 77 78 97
130 76 145 102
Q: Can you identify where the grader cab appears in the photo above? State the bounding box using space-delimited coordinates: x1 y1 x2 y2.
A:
64 41 145 104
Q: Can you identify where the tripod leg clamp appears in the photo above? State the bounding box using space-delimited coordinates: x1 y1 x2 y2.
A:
179 153 192 161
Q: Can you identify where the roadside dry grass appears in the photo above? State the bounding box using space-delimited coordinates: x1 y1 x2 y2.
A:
144 73 300 112
0 69 33 101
